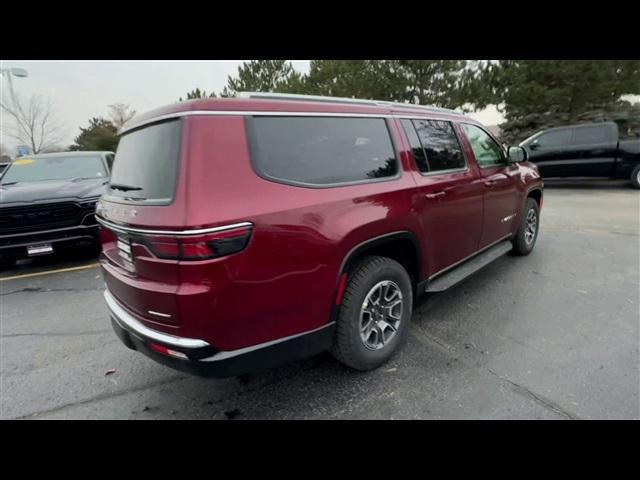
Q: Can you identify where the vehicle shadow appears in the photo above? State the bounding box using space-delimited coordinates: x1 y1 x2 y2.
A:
542 179 633 190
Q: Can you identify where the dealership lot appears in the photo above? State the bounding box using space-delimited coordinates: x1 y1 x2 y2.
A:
1 180 638 420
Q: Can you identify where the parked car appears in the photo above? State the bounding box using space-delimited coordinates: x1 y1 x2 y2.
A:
519 121 640 188
97 93 543 377
0 151 114 268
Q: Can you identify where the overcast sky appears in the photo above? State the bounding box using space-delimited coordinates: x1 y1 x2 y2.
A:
0 60 503 153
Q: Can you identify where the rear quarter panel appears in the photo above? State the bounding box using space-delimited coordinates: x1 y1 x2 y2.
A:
178 115 421 349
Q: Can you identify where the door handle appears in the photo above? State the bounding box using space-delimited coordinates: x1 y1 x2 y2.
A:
425 191 446 199
484 180 497 187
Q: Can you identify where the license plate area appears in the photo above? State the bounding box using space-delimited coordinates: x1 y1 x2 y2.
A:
116 235 136 272
27 243 53 256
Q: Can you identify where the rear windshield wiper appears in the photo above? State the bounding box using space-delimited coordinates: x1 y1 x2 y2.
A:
1 181 18 186
71 176 99 182
109 183 143 192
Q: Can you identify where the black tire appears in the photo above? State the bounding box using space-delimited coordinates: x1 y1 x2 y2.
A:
330 256 413 371
631 165 640 189
512 198 540 256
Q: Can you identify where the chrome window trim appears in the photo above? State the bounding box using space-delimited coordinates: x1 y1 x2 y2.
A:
419 166 470 177
96 215 253 237
105 290 209 349
121 110 471 135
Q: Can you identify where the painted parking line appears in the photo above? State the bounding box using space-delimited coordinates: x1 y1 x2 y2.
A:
0 263 100 282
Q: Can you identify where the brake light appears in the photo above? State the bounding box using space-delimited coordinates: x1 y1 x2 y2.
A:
137 226 252 261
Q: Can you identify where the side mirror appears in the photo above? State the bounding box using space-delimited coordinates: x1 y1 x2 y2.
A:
507 145 527 164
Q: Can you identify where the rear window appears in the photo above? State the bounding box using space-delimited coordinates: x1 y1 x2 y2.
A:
108 120 181 203
572 125 609 145
246 117 398 187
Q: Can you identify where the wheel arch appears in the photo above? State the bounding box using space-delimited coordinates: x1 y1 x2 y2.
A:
337 231 424 287
527 187 543 207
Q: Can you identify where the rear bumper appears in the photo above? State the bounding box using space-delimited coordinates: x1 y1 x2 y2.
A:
0 224 100 259
105 289 335 378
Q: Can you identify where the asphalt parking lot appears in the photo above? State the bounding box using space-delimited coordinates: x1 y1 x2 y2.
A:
1 180 638 420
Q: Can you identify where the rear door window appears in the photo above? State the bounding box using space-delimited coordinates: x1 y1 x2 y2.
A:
246 117 398 187
400 119 429 173
571 125 609 145
107 119 182 203
412 119 466 173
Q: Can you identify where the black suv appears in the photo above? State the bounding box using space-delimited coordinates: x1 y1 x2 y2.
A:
519 122 640 188
0 151 113 268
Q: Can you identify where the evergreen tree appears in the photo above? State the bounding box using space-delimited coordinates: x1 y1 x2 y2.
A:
69 117 119 152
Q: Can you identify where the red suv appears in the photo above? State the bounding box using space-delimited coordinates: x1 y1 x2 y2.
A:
97 93 543 377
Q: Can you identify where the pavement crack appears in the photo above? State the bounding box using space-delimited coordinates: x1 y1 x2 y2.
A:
409 326 581 420
0 286 104 296
1 330 111 339
11 375 188 420
486 368 580 420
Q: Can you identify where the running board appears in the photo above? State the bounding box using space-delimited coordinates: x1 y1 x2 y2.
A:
425 240 513 293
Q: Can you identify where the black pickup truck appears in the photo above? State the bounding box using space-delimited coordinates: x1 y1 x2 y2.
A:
0 151 114 268
519 122 640 188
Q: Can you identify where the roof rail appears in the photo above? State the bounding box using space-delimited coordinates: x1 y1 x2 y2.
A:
236 92 461 115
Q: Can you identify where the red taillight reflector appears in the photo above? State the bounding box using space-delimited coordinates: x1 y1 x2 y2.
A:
335 273 348 305
148 238 180 258
148 342 188 359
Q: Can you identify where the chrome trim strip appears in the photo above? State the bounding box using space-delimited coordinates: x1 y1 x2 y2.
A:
0 223 99 239
427 234 513 282
121 110 465 134
105 290 209 349
419 166 470 177
96 215 253 237
200 322 336 362
148 310 172 319
237 92 463 115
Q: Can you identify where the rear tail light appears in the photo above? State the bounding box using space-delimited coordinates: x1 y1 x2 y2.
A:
148 342 188 359
135 226 252 261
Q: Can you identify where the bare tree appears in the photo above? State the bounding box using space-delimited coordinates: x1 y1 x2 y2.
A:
108 103 136 130
1 89 67 154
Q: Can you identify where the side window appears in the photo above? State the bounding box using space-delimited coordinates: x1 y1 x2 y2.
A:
462 124 506 168
536 129 570 148
105 153 115 171
246 117 398 186
413 120 465 173
572 125 608 145
400 119 429 173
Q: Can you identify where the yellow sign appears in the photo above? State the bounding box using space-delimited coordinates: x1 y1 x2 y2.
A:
13 158 34 165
